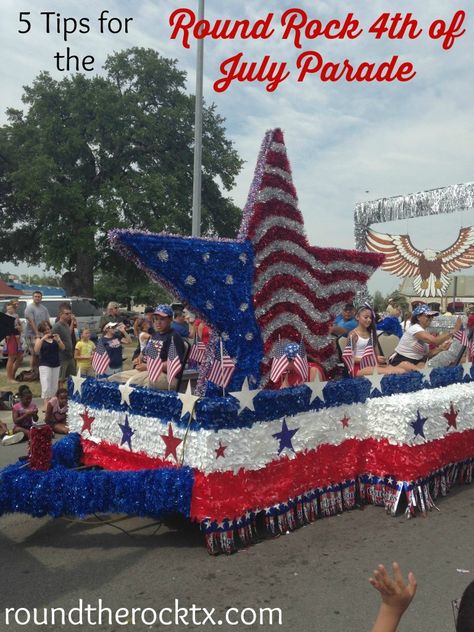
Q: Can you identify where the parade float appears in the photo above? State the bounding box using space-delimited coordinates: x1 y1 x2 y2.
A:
1 129 474 554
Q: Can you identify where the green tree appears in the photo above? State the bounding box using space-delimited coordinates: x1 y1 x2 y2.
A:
0 48 243 296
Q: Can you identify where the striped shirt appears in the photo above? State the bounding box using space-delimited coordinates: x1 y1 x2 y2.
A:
394 324 428 360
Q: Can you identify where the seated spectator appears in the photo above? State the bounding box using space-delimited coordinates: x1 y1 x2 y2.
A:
172 309 190 338
45 387 69 434
389 305 461 367
11 385 38 441
330 303 357 337
108 305 186 390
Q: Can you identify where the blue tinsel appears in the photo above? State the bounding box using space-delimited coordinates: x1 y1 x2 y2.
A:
68 366 472 432
0 459 194 519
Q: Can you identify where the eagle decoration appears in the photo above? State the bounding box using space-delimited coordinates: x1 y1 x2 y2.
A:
366 226 474 297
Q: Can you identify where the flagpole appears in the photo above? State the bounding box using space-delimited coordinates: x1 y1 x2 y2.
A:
219 336 226 396
192 0 205 238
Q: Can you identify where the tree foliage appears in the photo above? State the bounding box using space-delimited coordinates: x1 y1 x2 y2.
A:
0 48 243 297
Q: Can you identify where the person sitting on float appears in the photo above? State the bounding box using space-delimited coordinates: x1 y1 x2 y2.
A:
346 305 408 376
275 342 326 389
108 304 186 390
388 304 462 368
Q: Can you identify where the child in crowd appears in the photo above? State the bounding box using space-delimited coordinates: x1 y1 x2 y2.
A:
74 328 96 376
44 387 69 434
11 385 38 441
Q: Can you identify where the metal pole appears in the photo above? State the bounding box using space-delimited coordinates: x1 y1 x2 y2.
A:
191 0 204 237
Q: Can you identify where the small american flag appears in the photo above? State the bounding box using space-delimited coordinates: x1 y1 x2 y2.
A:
208 342 235 388
189 336 207 364
92 338 110 375
454 328 469 347
293 342 309 382
270 340 289 383
341 336 354 377
167 338 182 385
146 340 164 383
360 336 378 370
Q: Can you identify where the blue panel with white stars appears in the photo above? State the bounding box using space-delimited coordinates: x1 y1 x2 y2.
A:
114 231 263 389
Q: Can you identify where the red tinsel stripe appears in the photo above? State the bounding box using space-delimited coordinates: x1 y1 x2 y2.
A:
81 439 181 470
247 203 304 237
265 149 296 175
252 225 309 251
190 432 474 522
256 251 377 285
259 173 297 198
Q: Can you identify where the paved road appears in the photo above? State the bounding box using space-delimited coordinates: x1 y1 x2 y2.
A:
0 439 472 632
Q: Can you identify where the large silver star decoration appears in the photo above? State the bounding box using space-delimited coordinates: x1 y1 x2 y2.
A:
71 369 86 396
366 365 384 393
305 373 327 403
461 361 472 379
178 380 200 419
118 379 135 407
229 377 258 413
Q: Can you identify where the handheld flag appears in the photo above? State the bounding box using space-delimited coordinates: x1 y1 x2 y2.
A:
167 338 182 385
208 340 235 389
92 338 110 375
146 340 164 383
341 336 354 377
270 340 290 383
360 336 378 370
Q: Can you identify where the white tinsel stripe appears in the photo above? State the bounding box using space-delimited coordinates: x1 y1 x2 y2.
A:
270 142 286 154
254 240 376 277
250 216 306 246
253 262 369 299
255 289 332 321
264 165 293 183
260 314 334 350
256 187 299 209
68 381 474 475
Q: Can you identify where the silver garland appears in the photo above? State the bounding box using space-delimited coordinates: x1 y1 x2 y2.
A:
250 216 305 246
253 260 373 298
270 141 286 154
256 187 299 208
354 182 474 251
264 164 293 183
255 288 332 321
254 239 376 278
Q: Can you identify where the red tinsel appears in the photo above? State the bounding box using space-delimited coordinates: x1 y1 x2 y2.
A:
190 431 474 522
28 423 53 471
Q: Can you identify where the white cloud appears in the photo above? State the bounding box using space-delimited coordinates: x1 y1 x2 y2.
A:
1 0 473 293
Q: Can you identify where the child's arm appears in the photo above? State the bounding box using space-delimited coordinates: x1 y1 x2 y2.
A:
369 562 417 632
44 402 54 424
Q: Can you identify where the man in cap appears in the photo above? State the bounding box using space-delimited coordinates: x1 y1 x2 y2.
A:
99 301 126 333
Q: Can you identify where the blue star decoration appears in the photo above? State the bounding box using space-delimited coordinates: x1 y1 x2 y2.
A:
119 414 135 451
109 231 262 390
410 410 428 440
272 418 299 455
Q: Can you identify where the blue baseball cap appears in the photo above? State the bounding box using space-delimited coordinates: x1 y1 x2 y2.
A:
154 304 173 318
413 304 439 317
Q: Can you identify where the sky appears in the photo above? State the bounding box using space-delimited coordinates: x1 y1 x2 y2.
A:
1 0 473 294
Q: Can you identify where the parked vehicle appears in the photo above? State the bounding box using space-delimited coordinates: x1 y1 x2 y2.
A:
0 297 103 336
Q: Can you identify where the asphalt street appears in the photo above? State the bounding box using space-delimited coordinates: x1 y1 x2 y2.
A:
0 437 472 632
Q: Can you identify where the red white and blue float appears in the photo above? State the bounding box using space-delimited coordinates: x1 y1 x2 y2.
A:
1 129 473 554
